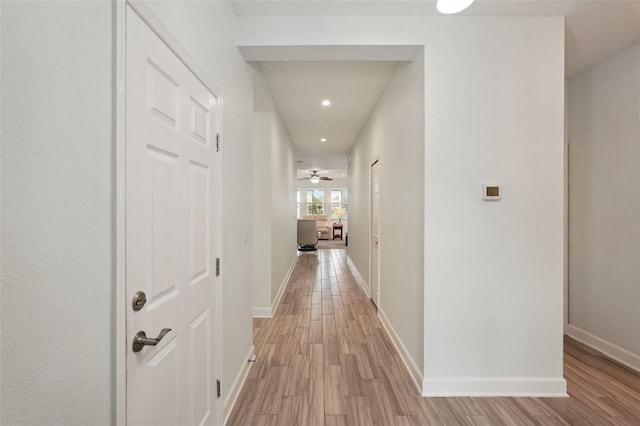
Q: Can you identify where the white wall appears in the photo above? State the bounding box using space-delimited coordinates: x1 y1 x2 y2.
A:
237 15 566 396
1 2 113 424
348 56 425 385
252 69 298 315
567 43 640 370
252 112 273 313
422 19 565 396
2 1 258 423
269 101 297 303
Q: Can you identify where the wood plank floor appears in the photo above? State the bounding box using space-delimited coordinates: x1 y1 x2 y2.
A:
227 249 640 425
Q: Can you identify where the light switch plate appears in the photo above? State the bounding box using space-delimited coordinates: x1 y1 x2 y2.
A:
483 185 501 200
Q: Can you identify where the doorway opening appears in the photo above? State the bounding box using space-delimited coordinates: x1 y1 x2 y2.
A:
370 159 380 309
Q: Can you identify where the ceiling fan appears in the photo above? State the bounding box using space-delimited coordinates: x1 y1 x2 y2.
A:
298 170 333 183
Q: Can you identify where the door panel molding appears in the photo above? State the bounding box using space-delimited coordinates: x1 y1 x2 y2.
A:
116 2 223 424
127 1 222 98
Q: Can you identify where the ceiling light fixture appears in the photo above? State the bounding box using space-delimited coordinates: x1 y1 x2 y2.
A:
321 99 331 107
310 175 320 184
436 0 474 14
320 138 327 142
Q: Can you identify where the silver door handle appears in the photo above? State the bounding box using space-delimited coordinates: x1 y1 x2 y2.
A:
132 328 171 352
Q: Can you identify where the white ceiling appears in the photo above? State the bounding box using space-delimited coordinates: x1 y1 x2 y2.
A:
241 0 640 174
258 61 398 174
235 0 640 78
564 2 640 77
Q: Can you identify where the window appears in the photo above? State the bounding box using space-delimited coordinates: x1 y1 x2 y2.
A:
296 188 301 218
331 189 348 219
331 190 342 217
306 189 324 215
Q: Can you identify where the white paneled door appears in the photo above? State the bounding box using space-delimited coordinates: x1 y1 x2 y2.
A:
126 6 220 426
371 160 380 308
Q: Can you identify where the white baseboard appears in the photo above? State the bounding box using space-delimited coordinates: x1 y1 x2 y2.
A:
271 255 297 315
223 344 255 425
422 377 567 397
346 255 369 298
378 308 423 393
346 256 422 393
252 255 298 319
566 324 640 373
252 307 272 318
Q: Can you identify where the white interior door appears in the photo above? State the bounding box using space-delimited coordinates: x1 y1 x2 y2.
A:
126 7 220 425
371 160 380 308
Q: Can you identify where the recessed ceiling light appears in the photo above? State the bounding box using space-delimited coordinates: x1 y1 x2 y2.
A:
437 0 474 14
320 138 327 142
321 100 331 107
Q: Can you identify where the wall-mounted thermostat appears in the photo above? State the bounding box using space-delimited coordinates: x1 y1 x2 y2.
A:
483 185 501 201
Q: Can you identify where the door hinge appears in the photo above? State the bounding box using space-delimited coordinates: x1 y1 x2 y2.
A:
216 258 220 277
216 133 220 152
216 379 221 398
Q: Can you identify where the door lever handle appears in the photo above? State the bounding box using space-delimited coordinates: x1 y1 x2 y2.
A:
132 328 172 352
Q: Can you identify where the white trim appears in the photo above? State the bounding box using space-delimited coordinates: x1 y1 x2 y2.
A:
117 2 225 424
127 0 222 97
211 38 225 426
114 1 127 423
348 256 424 395
253 255 298 318
271 255 298 315
369 157 380 308
347 255 369 298
252 307 273 318
223 345 256 425
422 377 568 397
566 324 640 373
378 308 423 393
563 105 570 335
238 45 423 62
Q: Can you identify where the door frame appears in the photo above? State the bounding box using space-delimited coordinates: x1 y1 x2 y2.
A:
370 158 381 309
115 1 223 423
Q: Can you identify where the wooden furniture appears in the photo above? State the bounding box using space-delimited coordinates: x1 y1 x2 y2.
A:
332 223 343 240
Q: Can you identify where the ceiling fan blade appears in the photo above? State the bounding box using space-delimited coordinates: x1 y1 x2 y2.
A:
319 177 333 181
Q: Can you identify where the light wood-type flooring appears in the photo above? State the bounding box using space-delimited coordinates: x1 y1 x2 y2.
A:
227 249 640 425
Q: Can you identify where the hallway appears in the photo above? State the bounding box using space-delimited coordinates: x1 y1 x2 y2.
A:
227 249 640 425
